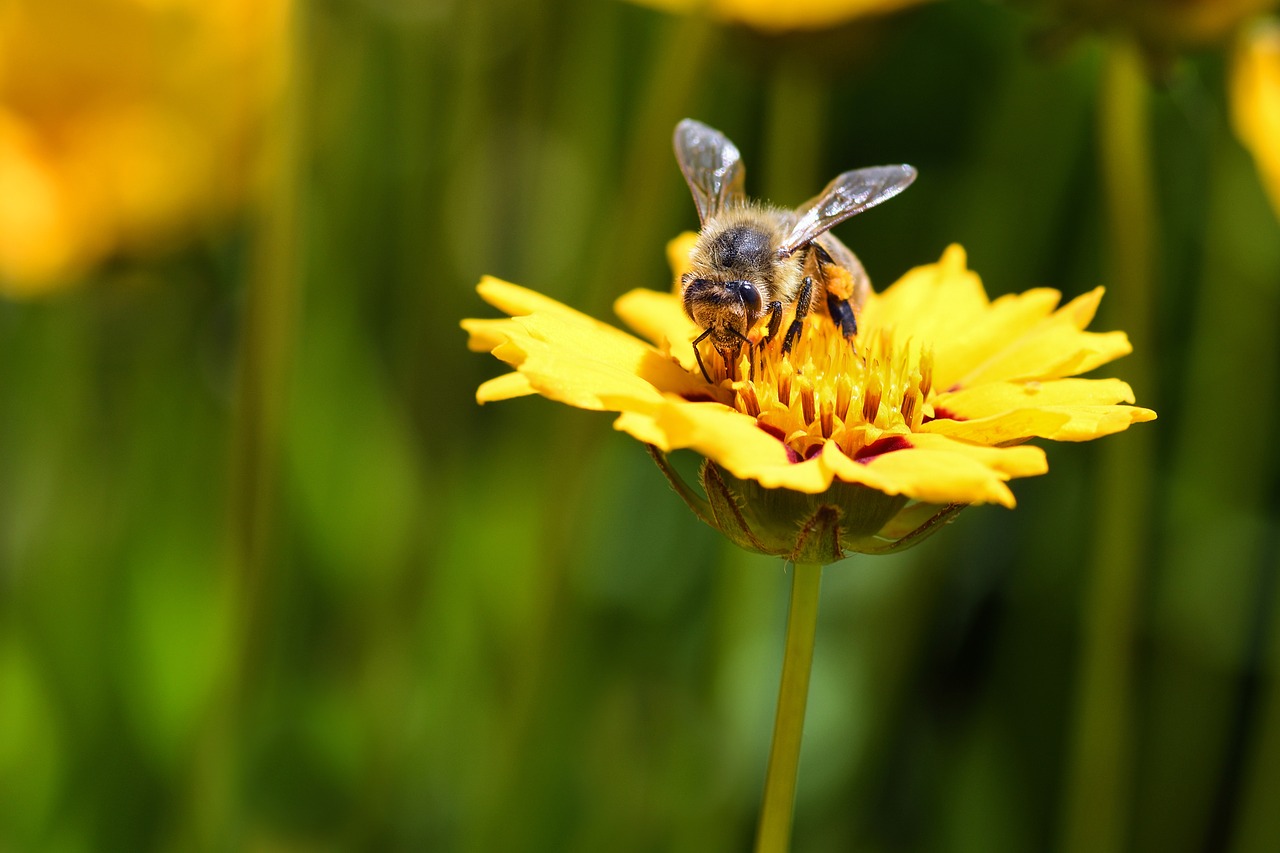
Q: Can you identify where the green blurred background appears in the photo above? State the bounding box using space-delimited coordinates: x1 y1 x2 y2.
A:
3 0 1280 850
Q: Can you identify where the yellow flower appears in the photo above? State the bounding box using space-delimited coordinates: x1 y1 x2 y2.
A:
626 0 932 33
1041 0 1279 59
464 237 1154 561
0 0 289 297
1232 19 1280 222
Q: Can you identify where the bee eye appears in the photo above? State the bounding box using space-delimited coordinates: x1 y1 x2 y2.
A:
727 280 762 314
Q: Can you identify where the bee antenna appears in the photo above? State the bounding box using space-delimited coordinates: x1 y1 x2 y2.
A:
692 328 713 383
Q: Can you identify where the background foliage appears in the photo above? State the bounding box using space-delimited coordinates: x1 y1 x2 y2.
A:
3 0 1280 851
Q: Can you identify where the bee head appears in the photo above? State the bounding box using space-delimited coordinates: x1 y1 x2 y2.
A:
682 275 763 356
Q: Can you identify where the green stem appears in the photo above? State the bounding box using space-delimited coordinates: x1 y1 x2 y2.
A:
755 562 824 853
227 8 303 716
1061 37 1155 853
179 9 304 848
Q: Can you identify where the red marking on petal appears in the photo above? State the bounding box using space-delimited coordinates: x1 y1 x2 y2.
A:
757 422 786 442
680 391 720 403
755 424 806 464
927 405 963 421
853 435 913 464
757 422 804 462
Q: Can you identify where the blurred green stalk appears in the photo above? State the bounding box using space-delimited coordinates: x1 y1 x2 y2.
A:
182 5 304 846
755 562 823 853
762 57 825 204
227 23 302 684
1061 36 1155 853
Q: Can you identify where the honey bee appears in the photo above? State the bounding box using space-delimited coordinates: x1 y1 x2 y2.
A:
674 118 916 380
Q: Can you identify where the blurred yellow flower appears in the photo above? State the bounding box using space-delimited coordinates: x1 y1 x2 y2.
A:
465 238 1154 561
1232 19 1280 221
1043 0 1278 57
627 0 932 33
0 0 289 297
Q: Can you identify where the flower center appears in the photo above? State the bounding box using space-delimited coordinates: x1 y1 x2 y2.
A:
709 312 933 462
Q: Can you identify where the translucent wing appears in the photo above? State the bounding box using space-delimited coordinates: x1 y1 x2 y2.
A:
777 165 917 257
673 119 746 224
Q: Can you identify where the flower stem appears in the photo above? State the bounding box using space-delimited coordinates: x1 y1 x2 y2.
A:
755 562 824 853
178 8 303 848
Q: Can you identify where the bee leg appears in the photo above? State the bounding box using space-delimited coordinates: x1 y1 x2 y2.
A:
692 328 713 383
763 301 784 344
782 276 814 355
825 292 858 339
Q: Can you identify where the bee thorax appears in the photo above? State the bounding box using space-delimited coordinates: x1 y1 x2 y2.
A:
709 225 772 271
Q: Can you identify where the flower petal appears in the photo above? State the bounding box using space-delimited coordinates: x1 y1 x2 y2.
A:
475 276 600 323
922 377 1156 443
476 372 536 403
463 279 710 411
615 399 1046 507
1232 21 1280 221
952 288 1133 387
861 246 1079 390
923 405 1156 444
822 433 1047 508
666 232 698 284
463 317 515 353
628 0 934 34
613 288 701 373
929 289 1064 388
934 377 1139 415
613 402 804 480
861 244 990 346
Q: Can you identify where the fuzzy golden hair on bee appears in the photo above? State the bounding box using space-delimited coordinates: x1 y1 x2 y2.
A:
683 205 805 304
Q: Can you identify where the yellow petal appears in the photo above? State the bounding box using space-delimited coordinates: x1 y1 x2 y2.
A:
933 377 1138 416
821 434 1046 508
862 246 1082 391
613 288 702 372
905 432 1049 477
861 244 989 350
952 288 1133 387
617 400 888 494
617 398 1047 507
628 0 933 33
476 316 674 410
476 372 536 403
666 232 699 284
922 404 1157 444
1232 21 1280 222
922 376 1156 442
464 283 711 412
930 288 1064 389
614 400 816 479
462 317 515 353
477 276 603 324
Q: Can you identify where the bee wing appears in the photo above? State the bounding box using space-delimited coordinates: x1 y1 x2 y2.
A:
674 119 746 224
777 165 917 257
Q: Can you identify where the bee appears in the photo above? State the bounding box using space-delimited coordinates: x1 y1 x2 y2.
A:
674 118 916 381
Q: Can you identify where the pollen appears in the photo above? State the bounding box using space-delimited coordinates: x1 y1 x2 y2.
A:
724 312 934 463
